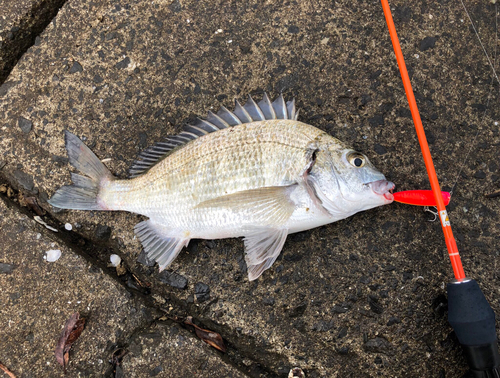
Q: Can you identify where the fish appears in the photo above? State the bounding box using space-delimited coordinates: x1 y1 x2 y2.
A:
48 93 395 280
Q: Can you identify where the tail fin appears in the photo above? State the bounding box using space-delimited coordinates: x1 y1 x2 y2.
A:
48 131 114 210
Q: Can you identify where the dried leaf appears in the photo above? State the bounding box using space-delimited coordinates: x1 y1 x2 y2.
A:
184 316 226 353
55 313 86 368
0 362 17 378
111 348 128 364
110 348 128 378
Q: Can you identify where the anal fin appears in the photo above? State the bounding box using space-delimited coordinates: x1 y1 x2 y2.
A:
244 228 288 281
134 220 189 271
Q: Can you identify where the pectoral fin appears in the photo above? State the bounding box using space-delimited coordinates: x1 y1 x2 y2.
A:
195 185 297 227
244 228 288 281
196 186 297 280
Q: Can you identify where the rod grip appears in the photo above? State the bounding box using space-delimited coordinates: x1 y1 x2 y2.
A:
447 279 500 376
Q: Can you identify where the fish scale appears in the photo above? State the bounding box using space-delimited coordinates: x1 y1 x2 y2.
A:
103 120 323 216
49 93 394 280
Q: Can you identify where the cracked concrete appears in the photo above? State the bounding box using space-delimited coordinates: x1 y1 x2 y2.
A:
0 0 68 83
0 196 156 377
0 193 250 377
1 0 499 377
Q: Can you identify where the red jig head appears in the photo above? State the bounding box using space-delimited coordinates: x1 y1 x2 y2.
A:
393 190 451 206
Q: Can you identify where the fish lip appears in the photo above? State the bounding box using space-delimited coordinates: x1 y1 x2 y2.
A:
368 180 395 201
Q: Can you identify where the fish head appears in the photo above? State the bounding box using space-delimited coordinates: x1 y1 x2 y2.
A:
309 144 394 217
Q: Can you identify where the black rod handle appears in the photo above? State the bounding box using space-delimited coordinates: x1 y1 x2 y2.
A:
448 279 500 377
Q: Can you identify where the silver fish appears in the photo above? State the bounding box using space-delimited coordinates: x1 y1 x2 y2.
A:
49 93 395 280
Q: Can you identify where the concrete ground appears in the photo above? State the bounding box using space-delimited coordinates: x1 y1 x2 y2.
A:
0 0 499 377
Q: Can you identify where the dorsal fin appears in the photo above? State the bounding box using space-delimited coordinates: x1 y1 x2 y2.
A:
129 93 300 177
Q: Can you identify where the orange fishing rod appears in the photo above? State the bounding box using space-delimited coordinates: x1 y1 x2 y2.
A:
380 0 465 279
380 1 499 375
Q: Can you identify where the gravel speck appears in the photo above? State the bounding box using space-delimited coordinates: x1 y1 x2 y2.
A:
116 57 130 69
137 250 155 267
159 270 188 289
18 117 32 133
94 225 111 241
419 36 437 51
13 170 34 191
194 282 210 302
69 61 83 73
373 144 388 155
0 263 15 274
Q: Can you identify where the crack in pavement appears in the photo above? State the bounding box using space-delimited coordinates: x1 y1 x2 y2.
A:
0 0 69 85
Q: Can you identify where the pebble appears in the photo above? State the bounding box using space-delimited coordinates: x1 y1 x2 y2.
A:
0 263 15 274
137 250 156 267
115 57 130 69
44 249 61 262
64 223 72 231
13 169 34 191
364 337 392 354
18 117 32 133
373 144 388 155
69 61 83 73
159 270 188 289
94 224 111 241
419 36 437 51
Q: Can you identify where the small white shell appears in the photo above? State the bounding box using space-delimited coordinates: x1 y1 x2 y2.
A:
110 254 121 267
64 223 73 231
44 249 61 262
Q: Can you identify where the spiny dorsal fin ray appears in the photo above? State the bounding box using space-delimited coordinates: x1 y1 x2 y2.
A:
273 94 287 119
217 105 242 126
258 93 277 120
233 100 252 123
129 93 299 177
243 94 265 121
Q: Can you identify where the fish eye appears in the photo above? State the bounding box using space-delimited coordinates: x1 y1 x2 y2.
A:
347 153 366 168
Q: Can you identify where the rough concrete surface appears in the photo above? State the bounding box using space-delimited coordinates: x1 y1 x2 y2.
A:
0 0 499 377
0 0 67 83
123 321 246 378
0 196 246 377
0 198 154 377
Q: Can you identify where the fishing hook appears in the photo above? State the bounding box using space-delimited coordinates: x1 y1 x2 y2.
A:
423 206 438 222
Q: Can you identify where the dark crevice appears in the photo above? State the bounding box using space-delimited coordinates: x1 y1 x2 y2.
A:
0 0 68 85
0 175 280 377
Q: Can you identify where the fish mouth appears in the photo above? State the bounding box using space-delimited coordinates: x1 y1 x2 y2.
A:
369 180 395 201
